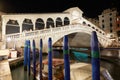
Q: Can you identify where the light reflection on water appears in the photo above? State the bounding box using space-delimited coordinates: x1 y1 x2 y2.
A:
11 49 120 80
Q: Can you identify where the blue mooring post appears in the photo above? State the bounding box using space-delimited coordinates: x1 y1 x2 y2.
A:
48 38 52 80
63 35 70 80
24 40 28 71
32 40 36 79
39 39 43 80
91 31 100 80
27 40 31 76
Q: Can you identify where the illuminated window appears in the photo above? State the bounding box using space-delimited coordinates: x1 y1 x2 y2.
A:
117 18 119 21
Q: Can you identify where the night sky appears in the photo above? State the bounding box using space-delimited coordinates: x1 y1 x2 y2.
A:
0 0 120 18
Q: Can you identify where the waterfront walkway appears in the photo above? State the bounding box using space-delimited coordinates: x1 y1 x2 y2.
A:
0 60 12 80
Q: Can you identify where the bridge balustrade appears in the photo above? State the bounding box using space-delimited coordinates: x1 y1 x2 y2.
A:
5 24 113 47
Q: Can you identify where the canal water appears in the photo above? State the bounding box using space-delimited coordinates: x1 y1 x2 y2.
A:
11 49 120 80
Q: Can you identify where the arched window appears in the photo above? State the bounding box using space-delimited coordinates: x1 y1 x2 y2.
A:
6 19 20 34
64 17 70 25
56 17 62 27
46 18 54 28
35 18 44 30
22 19 33 32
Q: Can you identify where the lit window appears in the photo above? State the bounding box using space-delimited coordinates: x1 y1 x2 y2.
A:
117 18 119 21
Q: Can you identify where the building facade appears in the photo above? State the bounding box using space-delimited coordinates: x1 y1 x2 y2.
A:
86 17 99 27
116 16 120 41
98 8 118 38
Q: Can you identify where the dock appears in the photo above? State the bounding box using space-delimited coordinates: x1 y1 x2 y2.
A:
0 60 12 80
0 49 12 80
8 56 24 66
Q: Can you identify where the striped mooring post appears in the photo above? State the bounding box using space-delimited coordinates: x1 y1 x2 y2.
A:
24 40 28 71
63 35 70 80
91 31 100 80
27 40 31 76
32 40 36 79
48 38 52 80
39 39 43 80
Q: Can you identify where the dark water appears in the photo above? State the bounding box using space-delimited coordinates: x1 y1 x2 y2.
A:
11 66 34 80
11 49 120 80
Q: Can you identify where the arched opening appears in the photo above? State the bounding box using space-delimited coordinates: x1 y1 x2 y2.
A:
96 29 98 31
99 31 102 33
56 17 62 27
53 32 91 48
6 19 20 34
88 24 91 27
35 18 45 30
83 21 86 25
64 17 70 25
22 19 33 32
92 26 95 29
46 18 54 28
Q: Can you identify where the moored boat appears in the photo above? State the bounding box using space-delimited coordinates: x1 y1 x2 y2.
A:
31 59 113 80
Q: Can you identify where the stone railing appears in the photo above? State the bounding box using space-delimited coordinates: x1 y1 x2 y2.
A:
5 24 112 47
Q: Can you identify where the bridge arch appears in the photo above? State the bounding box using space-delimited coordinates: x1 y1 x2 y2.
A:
6 19 20 34
64 17 70 25
50 25 112 48
22 18 33 32
46 18 54 28
35 18 45 30
56 17 62 27
52 27 92 46
5 24 113 52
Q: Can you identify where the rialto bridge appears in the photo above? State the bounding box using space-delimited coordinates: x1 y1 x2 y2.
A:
1 7 117 52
